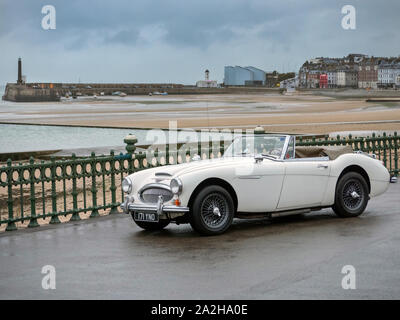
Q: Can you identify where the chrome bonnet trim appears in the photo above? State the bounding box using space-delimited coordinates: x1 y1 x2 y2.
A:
155 172 172 177
138 183 171 194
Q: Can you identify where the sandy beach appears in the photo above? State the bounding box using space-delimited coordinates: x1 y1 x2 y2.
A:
1 91 400 134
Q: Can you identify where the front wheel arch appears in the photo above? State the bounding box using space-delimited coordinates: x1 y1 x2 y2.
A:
187 177 238 212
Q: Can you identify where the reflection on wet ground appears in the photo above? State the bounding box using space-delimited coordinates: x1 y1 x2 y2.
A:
0 183 399 299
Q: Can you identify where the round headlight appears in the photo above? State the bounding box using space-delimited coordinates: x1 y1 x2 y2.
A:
170 178 183 195
122 178 132 194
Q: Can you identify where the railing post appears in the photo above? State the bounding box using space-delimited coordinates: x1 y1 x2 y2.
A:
348 134 353 149
90 152 100 218
394 132 398 176
383 132 388 167
220 140 224 157
166 144 170 165
124 134 137 174
109 150 119 214
49 157 61 224
154 148 159 166
5 159 17 231
70 154 81 221
366 136 370 154
254 125 265 134
372 132 376 156
197 140 201 160
28 157 39 228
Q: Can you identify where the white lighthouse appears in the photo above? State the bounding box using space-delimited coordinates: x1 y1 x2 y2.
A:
196 69 218 88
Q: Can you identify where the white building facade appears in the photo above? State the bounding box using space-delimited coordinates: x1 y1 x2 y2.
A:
378 64 400 88
327 71 337 88
337 70 358 87
196 69 218 87
336 71 346 87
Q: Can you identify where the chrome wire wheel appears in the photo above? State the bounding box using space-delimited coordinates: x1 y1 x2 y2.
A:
342 179 364 211
200 193 229 229
333 172 369 218
190 185 235 235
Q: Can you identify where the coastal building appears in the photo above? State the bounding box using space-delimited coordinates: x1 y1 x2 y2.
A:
319 74 328 88
224 66 267 86
358 58 379 89
306 70 320 88
336 71 346 87
337 69 358 88
378 63 400 88
327 71 337 88
244 66 266 85
298 67 307 88
297 54 387 89
266 72 279 87
346 70 358 87
224 66 251 86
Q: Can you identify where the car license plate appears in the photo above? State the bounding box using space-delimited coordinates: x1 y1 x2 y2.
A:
134 212 159 222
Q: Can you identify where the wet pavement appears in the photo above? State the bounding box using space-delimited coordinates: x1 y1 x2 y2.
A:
0 183 399 299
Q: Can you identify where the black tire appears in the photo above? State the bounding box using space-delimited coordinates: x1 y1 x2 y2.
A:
332 172 369 217
132 215 170 231
189 185 235 235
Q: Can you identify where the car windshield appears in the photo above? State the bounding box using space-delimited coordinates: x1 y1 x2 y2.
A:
224 135 288 158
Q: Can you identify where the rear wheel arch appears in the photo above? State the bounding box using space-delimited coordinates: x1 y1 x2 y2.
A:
337 165 371 193
188 177 238 211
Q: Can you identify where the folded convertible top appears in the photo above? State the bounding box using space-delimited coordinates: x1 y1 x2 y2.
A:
295 145 353 160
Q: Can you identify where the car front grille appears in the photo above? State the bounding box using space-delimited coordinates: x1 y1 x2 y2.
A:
139 185 173 203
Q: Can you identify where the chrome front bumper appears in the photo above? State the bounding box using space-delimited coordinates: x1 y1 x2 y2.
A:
127 203 189 213
120 196 189 215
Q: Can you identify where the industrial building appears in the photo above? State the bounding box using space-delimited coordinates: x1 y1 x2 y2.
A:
224 66 267 86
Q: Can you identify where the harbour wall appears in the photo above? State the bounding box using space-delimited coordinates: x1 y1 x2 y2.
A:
2 82 281 102
2 84 61 102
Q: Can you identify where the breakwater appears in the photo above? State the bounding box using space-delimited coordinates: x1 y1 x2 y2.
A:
2 82 280 102
3 84 61 102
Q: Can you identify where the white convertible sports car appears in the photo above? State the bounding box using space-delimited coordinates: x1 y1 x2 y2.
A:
121 134 391 235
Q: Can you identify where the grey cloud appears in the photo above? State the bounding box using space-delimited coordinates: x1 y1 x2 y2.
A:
0 0 338 48
0 0 399 85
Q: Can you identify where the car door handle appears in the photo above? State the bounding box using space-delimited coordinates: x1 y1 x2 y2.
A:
317 164 329 169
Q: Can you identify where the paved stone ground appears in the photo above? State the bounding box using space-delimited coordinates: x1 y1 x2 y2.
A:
0 183 399 299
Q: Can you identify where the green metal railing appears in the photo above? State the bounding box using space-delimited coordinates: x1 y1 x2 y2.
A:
0 131 398 232
0 136 227 232
297 132 399 176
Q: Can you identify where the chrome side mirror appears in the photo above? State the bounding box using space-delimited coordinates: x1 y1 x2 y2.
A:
390 176 397 183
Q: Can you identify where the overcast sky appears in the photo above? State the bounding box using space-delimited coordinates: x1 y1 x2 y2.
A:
0 0 399 85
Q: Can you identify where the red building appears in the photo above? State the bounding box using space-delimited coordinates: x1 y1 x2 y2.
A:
319 74 328 88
